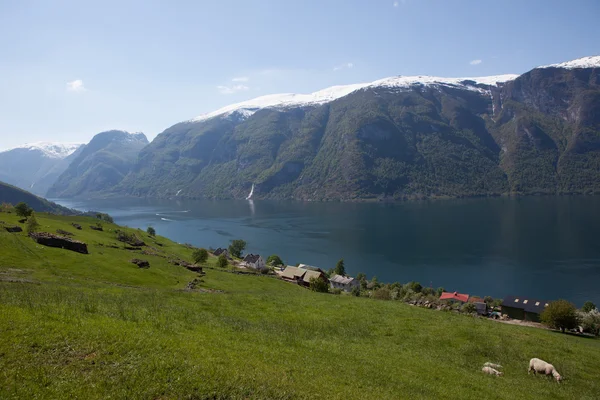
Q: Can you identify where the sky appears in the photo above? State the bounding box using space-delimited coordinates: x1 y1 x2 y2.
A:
0 0 599 149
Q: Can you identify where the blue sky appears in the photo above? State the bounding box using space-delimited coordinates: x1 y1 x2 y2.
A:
1 0 599 148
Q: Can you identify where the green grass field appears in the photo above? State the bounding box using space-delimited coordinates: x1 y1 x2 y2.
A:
0 211 599 399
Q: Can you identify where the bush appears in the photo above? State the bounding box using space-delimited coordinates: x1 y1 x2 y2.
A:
461 303 476 314
373 287 391 300
436 287 445 297
26 212 40 234
541 300 580 333
582 301 597 313
147 226 156 236
192 248 209 264
228 239 246 258
421 287 434 296
331 288 342 295
0 202 13 213
217 254 228 268
15 202 32 218
309 277 329 293
96 213 114 223
351 287 361 297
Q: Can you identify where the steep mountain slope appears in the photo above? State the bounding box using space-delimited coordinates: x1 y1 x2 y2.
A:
0 143 83 196
117 55 600 201
48 131 148 198
0 181 74 214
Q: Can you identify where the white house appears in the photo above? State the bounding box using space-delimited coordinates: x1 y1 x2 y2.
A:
330 274 360 292
242 254 266 270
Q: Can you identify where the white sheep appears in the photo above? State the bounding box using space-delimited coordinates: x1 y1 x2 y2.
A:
483 362 503 369
528 358 562 382
482 366 503 376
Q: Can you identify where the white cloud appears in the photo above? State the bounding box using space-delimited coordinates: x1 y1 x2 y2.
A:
66 79 85 92
333 62 354 71
470 59 483 65
393 1 399 7
393 0 406 6
231 76 249 82
217 84 250 95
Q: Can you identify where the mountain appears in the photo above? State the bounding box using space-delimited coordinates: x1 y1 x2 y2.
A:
0 181 74 214
0 142 83 196
114 55 599 200
47 131 149 198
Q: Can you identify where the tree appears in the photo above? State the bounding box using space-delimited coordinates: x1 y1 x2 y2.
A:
351 286 361 297
192 248 209 264
580 310 600 336
540 300 580 333
333 258 346 276
309 277 329 293
373 287 391 300
436 287 445 297
484 296 493 305
15 202 32 218
266 254 284 267
147 226 156 236
367 276 380 290
228 239 246 258
461 303 476 314
356 272 366 281
217 254 228 268
582 301 597 313
0 203 12 213
26 212 39 234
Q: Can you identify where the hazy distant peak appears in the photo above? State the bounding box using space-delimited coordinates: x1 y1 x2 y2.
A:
1 142 83 159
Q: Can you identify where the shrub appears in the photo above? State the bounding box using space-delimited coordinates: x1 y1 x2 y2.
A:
217 254 228 268
147 226 156 236
541 300 580 333
309 277 329 293
331 288 342 295
192 248 209 264
0 202 13 213
484 296 493 305
26 212 40 234
96 213 114 223
373 287 391 300
15 202 32 218
582 301 597 313
436 287 445 297
461 303 477 314
421 287 434 296
228 239 246 258
407 281 422 293
351 287 361 297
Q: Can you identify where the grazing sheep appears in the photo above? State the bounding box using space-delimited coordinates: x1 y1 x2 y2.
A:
484 362 503 369
528 358 562 382
482 366 503 376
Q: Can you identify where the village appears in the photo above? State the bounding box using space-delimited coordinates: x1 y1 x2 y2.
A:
207 245 598 335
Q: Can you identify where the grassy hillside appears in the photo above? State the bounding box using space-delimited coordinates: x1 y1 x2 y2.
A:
0 181 74 215
0 211 599 399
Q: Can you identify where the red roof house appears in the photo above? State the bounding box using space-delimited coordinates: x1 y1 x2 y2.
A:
439 291 469 303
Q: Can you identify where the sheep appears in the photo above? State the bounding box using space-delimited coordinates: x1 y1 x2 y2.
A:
483 362 503 369
482 366 503 376
528 358 562 382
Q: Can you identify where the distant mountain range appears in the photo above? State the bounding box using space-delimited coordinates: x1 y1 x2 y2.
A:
0 143 83 196
2 55 599 201
0 181 74 215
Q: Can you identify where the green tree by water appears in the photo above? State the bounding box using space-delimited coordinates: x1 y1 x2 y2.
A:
192 248 209 264
266 254 284 267
333 258 345 276
15 202 32 218
147 226 156 236
582 301 597 313
228 239 246 258
309 277 329 293
541 300 580 333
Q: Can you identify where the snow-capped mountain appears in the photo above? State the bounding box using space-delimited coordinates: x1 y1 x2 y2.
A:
538 55 600 70
0 142 85 196
192 74 519 123
1 142 83 159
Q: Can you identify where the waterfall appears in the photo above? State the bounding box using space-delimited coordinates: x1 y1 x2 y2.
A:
246 184 255 200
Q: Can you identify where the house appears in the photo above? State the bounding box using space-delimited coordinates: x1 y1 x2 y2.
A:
439 291 469 303
501 295 549 322
281 265 329 287
213 248 229 258
468 297 489 316
330 274 360 292
242 254 265 270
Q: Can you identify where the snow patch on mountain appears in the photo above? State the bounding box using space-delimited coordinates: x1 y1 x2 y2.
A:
538 55 600 70
191 75 517 123
1 142 83 159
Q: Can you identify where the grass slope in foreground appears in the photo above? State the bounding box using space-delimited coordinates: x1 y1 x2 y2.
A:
0 212 599 399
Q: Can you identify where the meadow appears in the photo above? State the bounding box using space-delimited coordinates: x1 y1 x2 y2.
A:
0 211 599 399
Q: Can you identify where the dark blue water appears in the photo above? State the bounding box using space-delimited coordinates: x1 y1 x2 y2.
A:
54 196 600 306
